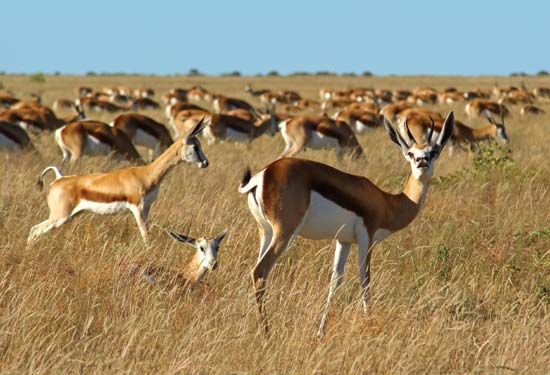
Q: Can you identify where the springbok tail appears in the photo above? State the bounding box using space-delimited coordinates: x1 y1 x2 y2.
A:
37 166 63 191
238 167 256 194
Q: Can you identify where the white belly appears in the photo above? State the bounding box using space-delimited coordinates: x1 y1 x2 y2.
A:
86 135 112 155
134 129 159 150
72 199 129 216
307 131 340 150
298 192 358 242
354 120 370 134
225 127 249 142
0 133 19 149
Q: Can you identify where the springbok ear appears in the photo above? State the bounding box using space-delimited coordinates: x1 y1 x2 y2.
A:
436 111 454 149
214 230 228 244
166 230 196 246
384 117 408 149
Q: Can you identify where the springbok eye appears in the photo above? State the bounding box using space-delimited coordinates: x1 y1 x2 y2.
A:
199 246 205 252
407 152 414 158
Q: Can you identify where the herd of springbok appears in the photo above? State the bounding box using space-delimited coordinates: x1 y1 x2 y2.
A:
1 79 547 336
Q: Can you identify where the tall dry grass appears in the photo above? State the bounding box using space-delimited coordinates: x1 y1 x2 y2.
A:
0 75 549 373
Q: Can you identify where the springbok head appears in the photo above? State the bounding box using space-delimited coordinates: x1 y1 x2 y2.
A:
384 111 455 180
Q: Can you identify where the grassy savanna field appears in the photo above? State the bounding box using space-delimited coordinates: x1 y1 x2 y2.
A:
1 74 550 373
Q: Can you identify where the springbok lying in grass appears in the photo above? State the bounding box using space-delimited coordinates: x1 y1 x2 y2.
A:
239 112 454 337
28 118 208 246
123 227 227 290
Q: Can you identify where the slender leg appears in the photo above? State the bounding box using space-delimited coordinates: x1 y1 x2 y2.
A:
317 240 351 338
357 230 371 313
251 233 291 334
257 225 273 263
129 205 149 245
27 216 72 245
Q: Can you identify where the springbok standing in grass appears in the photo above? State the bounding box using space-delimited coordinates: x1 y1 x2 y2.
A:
28 118 209 246
123 227 227 289
279 115 364 160
239 112 454 336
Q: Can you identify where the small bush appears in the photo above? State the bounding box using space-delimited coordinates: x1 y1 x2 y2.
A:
266 70 279 77
472 143 514 171
362 70 373 76
536 70 549 76
29 73 46 83
221 71 241 77
187 68 203 77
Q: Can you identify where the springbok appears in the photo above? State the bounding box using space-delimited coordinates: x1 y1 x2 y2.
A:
212 95 256 114
1 102 84 132
55 120 143 163
279 115 364 159
333 108 382 134
520 105 545 115
405 111 509 153
0 94 20 109
53 98 75 112
0 121 35 151
28 118 208 246
111 113 173 159
465 99 510 119
123 227 227 289
239 112 454 336
179 112 277 144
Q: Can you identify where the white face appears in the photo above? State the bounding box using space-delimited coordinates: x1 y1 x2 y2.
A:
404 144 440 180
195 238 219 271
181 137 208 168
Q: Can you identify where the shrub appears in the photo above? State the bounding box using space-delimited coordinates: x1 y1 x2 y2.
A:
29 73 46 83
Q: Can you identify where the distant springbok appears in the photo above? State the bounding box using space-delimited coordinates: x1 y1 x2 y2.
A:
28 118 208 246
279 115 364 159
54 120 143 163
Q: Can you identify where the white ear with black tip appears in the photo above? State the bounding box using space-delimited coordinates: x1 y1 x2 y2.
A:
166 230 197 247
384 116 409 150
435 111 454 150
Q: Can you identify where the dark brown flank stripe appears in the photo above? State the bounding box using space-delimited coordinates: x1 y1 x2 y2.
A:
0 122 29 145
79 189 131 204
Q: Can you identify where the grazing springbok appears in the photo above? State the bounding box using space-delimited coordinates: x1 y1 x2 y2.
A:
520 105 545 115
239 112 455 336
28 118 209 246
179 112 277 144
333 108 382 134
279 115 364 159
123 227 227 289
111 113 173 159
465 99 510 119
1 102 84 132
0 94 20 108
55 120 143 163
53 98 75 112
212 95 256 114
131 97 160 110
405 111 509 153
0 121 35 151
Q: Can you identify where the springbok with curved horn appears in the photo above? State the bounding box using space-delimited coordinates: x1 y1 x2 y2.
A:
123 227 228 289
28 118 209 246
239 112 455 336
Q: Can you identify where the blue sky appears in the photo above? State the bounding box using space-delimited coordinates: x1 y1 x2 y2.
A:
1 0 547 76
